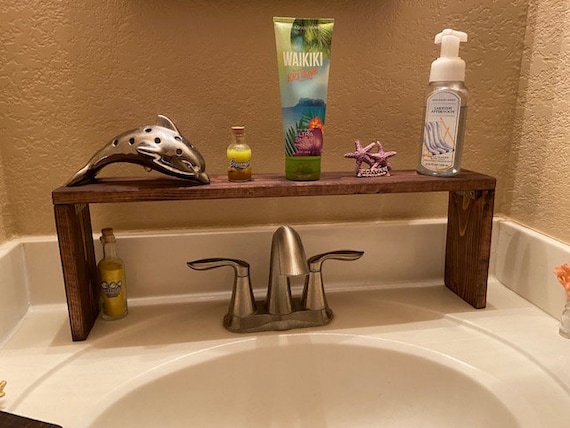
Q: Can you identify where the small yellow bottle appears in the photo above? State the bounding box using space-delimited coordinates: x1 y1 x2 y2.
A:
227 126 252 182
97 228 128 320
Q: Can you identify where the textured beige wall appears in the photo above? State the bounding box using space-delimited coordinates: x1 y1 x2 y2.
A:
505 0 570 244
0 153 11 242
0 1 529 239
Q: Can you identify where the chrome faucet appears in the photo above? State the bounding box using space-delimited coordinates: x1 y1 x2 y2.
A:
187 225 363 333
186 258 257 323
265 225 309 316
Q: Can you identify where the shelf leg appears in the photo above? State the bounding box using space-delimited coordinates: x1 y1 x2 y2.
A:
54 203 98 340
445 190 495 308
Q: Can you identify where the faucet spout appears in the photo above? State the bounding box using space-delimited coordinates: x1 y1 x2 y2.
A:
265 225 309 315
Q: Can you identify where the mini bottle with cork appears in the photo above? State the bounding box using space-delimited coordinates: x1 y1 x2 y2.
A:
97 228 128 320
417 29 469 177
227 126 252 182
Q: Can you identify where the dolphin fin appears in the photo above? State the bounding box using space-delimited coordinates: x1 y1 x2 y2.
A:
156 115 180 133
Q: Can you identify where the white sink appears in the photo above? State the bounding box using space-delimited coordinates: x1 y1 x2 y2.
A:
86 333 533 428
5 283 569 427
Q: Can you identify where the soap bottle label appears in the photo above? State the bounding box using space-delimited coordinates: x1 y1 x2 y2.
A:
420 91 461 171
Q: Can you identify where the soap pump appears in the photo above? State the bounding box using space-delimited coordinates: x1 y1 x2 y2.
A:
417 28 469 177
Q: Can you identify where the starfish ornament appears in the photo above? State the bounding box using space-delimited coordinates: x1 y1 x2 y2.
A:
345 139 398 177
368 142 397 170
344 140 376 174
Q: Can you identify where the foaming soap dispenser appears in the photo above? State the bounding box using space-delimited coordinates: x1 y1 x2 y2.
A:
417 29 468 177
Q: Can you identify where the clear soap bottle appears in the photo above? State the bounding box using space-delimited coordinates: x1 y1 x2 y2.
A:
417 29 469 177
97 228 128 320
227 126 252 182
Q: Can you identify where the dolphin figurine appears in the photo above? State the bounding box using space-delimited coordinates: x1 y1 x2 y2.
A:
66 115 210 186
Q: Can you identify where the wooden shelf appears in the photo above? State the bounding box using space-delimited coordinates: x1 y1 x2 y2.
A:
53 170 496 204
52 170 496 341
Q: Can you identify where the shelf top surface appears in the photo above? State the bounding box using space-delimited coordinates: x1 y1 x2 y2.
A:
52 170 496 204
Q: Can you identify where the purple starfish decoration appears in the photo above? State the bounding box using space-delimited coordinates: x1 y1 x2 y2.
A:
344 140 376 173
344 140 397 177
369 142 397 170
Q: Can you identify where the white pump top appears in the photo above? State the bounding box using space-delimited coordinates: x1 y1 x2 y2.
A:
429 29 468 83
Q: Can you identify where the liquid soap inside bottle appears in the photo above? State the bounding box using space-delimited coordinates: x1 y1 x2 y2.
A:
227 126 252 182
98 228 128 320
417 81 468 176
417 28 469 177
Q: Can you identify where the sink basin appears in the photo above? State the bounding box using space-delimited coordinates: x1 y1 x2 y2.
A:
86 333 533 427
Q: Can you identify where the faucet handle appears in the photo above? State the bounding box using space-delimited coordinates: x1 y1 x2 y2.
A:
302 250 364 311
307 250 364 270
187 258 256 318
187 258 249 276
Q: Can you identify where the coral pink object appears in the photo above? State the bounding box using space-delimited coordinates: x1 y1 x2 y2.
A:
554 263 570 298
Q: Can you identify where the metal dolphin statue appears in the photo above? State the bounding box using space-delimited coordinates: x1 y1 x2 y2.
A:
66 115 210 186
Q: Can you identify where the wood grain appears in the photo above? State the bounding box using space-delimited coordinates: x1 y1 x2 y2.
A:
445 190 496 308
54 204 99 340
53 170 496 204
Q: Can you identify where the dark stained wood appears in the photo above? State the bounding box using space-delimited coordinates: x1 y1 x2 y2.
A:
52 170 496 340
445 190 496 308
53 170 496 204
0 411 62 428
54 204 99 341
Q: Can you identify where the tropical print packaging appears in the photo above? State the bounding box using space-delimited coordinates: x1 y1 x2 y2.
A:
274 17 334 181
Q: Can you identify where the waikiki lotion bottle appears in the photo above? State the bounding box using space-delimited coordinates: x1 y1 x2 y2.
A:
273 17 334 181
417 29 468 177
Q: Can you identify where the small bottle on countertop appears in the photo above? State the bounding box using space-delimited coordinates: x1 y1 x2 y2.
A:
417 29 469 177
227 126 252 182
97 228 128 320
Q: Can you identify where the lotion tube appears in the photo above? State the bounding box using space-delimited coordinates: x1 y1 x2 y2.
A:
273 17 334 181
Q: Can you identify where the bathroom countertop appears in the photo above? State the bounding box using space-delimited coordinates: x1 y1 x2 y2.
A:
1 278 570 427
